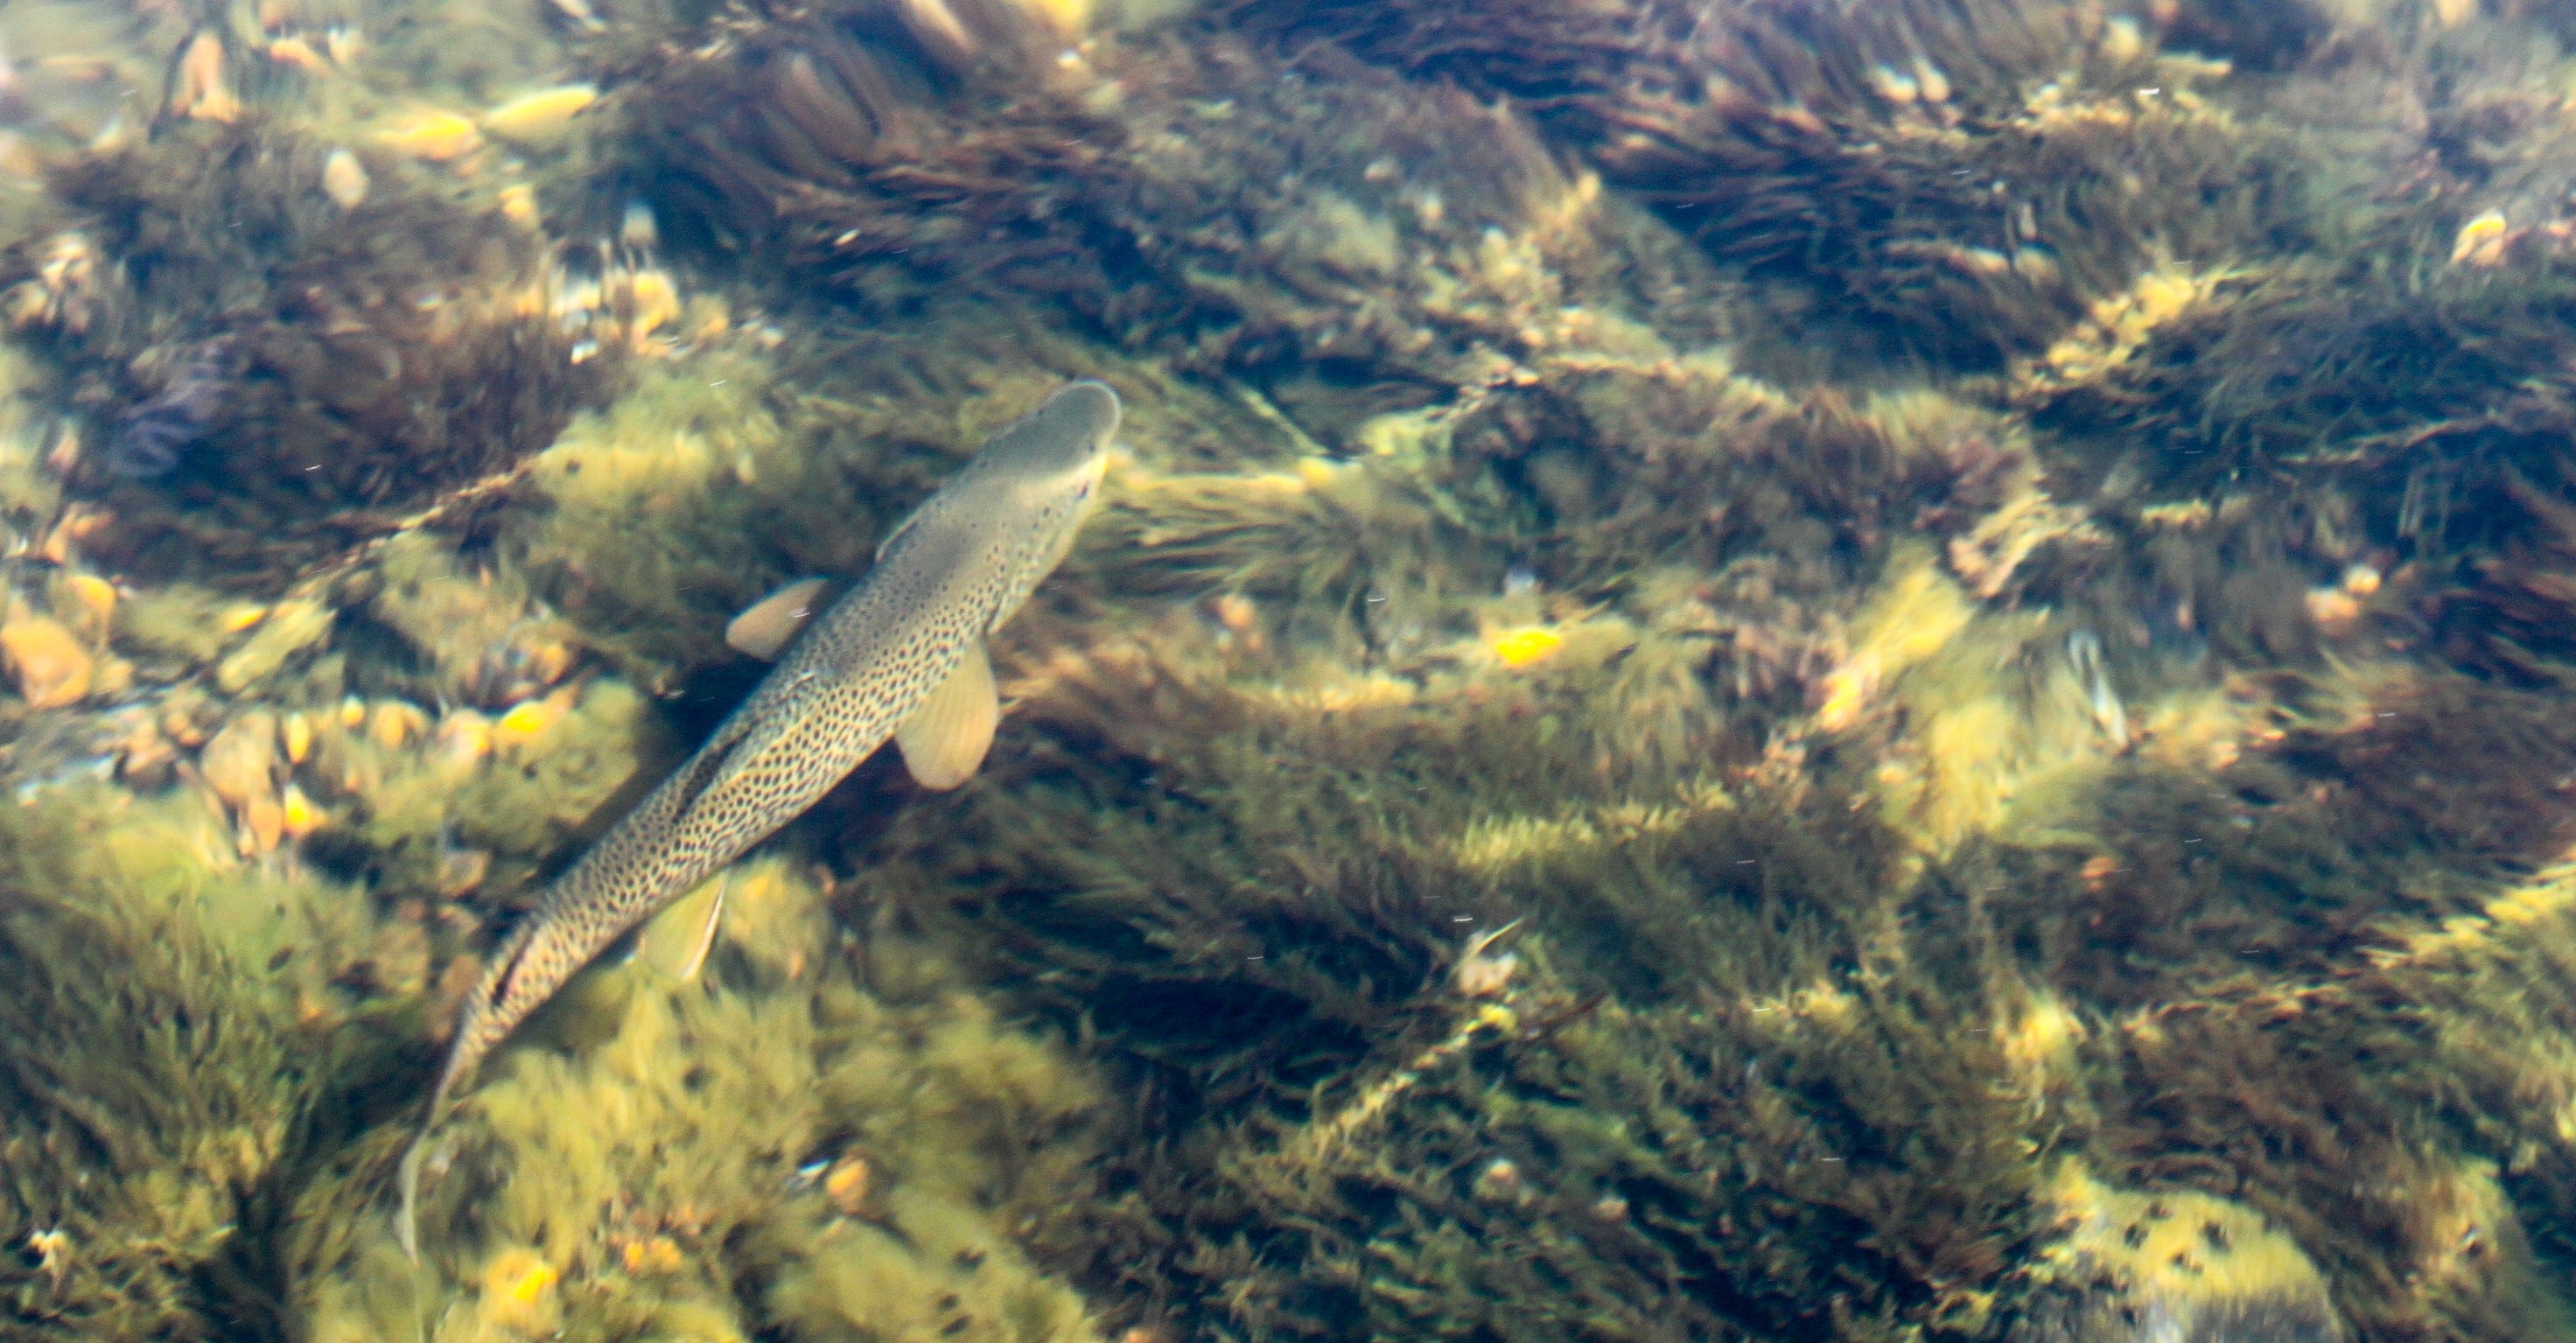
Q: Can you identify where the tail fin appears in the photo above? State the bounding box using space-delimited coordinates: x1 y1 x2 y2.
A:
396 1128 432 1261
396 923 533 1259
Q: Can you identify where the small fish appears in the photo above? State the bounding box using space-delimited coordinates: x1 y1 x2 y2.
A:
396 379 1119 1256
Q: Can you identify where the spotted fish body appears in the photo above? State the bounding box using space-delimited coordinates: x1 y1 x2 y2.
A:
397 380 1118 1256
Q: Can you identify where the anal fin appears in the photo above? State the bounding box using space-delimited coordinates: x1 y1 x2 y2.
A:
627 871 729 982
896 642 999 791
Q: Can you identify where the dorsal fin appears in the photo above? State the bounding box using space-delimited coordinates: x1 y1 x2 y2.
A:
875 503 928 563
665 714 760 818
725 577 840 660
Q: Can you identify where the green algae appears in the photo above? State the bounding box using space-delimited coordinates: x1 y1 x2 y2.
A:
326 858 1108 1343
0 789 409 1342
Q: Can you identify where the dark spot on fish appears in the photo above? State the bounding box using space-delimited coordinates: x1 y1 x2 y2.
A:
941 1318 971 1336
2202 1221 2230 1252
2121 1221 2147 1249
953 1249 985 1271
266 947 292 971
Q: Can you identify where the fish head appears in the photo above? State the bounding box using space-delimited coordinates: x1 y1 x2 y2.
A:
980 377 1116 522
953 379 1117 613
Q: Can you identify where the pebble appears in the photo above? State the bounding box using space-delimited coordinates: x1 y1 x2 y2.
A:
2 616 93 708
199 711 279 808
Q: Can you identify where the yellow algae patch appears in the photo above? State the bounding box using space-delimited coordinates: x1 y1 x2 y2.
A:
1875 664 2132 856
264 33 331 73
621 269 682 348
1996 990 2086 1078
2138 499 2214 528
1012 0 1093 36
278 783 325 837
477 1246 562 1336
377 110 482 161
2132 686 2258 773
2029 262 2227 385
1815 557 1975 731
1448 813 1606 879
2488 866 2576 928
214 596 333 693
57 572 116 640
1246 666 1420 716
1908 695 2022 843
481 82 598 139
2452 210 2510 267
1488 626 1564 669
2372 853 2576 965
619 1233 685 1276
493 687 576 752
497 182 541 228
1445 786 1733 881
1746 979 1861 1032
2029 1163 2341 1338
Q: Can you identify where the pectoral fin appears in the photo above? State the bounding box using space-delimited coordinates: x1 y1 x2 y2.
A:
895 642 999 790
628 871 729 981
725 577 839 660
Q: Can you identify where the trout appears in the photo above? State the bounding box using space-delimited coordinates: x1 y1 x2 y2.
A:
397 379 1118 1256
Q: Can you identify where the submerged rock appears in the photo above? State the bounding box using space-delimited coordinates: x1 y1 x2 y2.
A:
2011 1165 2347 1343
0 612 91 709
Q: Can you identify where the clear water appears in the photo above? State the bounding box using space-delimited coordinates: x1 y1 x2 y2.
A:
0 1 2570 1340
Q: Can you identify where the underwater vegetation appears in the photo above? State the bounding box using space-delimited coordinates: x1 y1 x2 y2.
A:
0 114 632 585
16 0 2576 1340
1202 0 2338 371
99 333 234 479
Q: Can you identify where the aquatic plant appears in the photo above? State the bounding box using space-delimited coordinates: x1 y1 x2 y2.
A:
1 116 625 586
299 858 1111 1343
13 1 2576 1340
616 0 1110 308
0 788 410 1342
98 335 234 479
1208 0 2329 370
